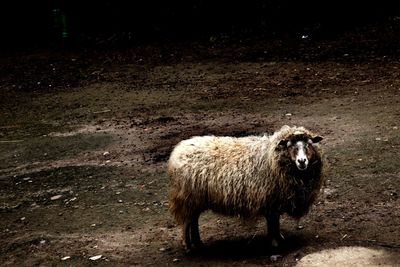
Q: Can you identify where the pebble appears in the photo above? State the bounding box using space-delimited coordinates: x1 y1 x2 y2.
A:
270 255 282 262
61 256 71 261
50 195 63 201
89 255 102 261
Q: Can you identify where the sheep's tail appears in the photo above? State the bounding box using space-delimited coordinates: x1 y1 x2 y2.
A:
168 164 198 225
169 186 187 225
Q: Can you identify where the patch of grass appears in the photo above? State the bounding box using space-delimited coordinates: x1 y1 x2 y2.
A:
327 131 400 202
0 133 113 170
332 132 400 175
0 165 169 234
0 165 117 206
0 122 72 139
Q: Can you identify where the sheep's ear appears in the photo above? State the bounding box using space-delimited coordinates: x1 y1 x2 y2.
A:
311 136 323 143
278 139 290 147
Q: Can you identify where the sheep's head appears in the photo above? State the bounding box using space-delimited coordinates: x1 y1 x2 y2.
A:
278 132 323 171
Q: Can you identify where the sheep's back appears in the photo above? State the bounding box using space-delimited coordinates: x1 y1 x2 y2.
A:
168 135 272 218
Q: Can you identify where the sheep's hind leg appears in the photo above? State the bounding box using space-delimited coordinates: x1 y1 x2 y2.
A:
183 220 192 252
190 212 203 249
266 213 284 248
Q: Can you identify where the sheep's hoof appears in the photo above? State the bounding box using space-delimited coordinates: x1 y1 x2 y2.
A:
192 240 204 250
270 238 280 248
268 233 285 249
184 241 204 254
183 242 193 253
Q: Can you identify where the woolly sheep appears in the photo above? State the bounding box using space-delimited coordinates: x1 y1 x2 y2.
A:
167 125 324 250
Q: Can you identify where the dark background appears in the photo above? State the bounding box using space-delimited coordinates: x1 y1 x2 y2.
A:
1 1 400 48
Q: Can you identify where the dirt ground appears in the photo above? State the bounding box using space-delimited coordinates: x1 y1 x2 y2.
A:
1 29 400 266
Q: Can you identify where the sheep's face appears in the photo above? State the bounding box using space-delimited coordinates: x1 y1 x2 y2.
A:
279 133 323 171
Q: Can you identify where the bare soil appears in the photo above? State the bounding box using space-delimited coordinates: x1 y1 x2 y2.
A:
1 33 400 266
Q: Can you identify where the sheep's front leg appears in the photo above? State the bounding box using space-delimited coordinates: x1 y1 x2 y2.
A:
266 213 284 248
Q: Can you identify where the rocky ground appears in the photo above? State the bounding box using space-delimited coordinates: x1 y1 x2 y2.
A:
1 30 400 266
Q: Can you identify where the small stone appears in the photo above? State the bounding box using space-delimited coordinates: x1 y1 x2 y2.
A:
375 137 381 141
324 188 337 198
89 255 102 261
297 224 304 230
103 151 110 156
159 247 166 252
118 200 123 203
172 258 180 262
50 195 62 201
285 113 292 117
61 256 71 261
270 255 282 262
20 217 26 221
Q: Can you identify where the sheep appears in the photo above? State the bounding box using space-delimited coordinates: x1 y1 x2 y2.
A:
167 125 324 251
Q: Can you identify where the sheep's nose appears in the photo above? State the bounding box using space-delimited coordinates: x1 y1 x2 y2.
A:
297 158 306 166
297 159 306 165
